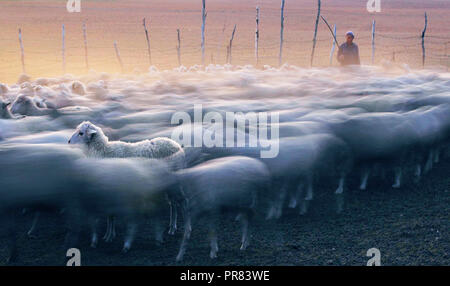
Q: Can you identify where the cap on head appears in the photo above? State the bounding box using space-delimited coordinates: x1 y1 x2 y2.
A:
346 31 355 38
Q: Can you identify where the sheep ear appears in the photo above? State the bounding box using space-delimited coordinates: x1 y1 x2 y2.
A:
86 128 97 139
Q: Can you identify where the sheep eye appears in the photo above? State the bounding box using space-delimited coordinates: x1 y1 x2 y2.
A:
79 132 84 136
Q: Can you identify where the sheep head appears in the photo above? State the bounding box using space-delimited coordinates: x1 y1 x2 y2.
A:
71 81 86 95
68 121 105 145
10 94 34 115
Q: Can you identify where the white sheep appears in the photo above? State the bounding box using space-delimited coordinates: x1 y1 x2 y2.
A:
68 121 186 238
17 74 31 84
10 94 56 117
68 121 185 167
0 98 14 119
0 83 9 95
71 81 86 95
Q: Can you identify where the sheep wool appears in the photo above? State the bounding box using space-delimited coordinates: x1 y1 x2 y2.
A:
69 121 185 169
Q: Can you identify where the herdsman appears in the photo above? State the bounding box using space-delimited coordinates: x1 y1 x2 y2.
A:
337 31 361 66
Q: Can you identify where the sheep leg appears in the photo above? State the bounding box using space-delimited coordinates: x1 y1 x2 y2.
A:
90 217 99 248
272 182 289 219
176 217 192 262
288 183 303 209
154 218 164 244
239 213 250 251
103 216 111 241
359 167 370 190
433 148 440 163
414 164 422 183
424 150 434 174
305 174 314 201
181 199 192 239
27 211 41 238
168 201 178 235
104 216 116 242
335 174 345 195
392 167 402 189
335 174 346 214
111 216 116 238
208 218 219 259
122 221 138 253
299 174 314 215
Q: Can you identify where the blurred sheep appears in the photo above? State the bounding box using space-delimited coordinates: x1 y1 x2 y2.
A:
175 156 270 261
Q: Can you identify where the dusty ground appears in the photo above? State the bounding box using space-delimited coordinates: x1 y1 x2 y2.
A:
1 156 448 266
0 0 449 83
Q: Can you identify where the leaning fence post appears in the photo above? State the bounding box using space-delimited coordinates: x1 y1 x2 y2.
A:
18 28 26 74
371 19 376 65
143 18 152 66
279 0 285 67
83 23 89 70
227 24 237 65
176 29 181 66
421 12 428 68
311 0 321 67
201 0 207 65
255 6 260 66
62 24 66 74
114 41 124 73
329 24 336 66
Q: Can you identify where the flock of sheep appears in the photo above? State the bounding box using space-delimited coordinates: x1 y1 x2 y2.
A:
0 65 449 264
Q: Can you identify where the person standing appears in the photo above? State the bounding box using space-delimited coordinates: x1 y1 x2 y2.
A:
337 31 361 66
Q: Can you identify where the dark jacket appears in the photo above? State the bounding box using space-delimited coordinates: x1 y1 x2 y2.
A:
337 43 360 66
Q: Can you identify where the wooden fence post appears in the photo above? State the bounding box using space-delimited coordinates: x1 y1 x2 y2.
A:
83 23 89 70
311 0 321 67
18 28 26 74
279 0 285 67
255 6 260 66
177 29 181 66
371 19 376 65
114 41 124 73
62 24 66 74
143 18 152 66
421 12 428 68
201 0 207 65
227 24 237 64
329 24 336 66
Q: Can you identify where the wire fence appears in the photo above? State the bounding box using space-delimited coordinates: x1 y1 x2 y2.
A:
1 4 449 83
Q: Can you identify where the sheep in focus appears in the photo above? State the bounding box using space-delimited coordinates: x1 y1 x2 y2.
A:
68 121 186 238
